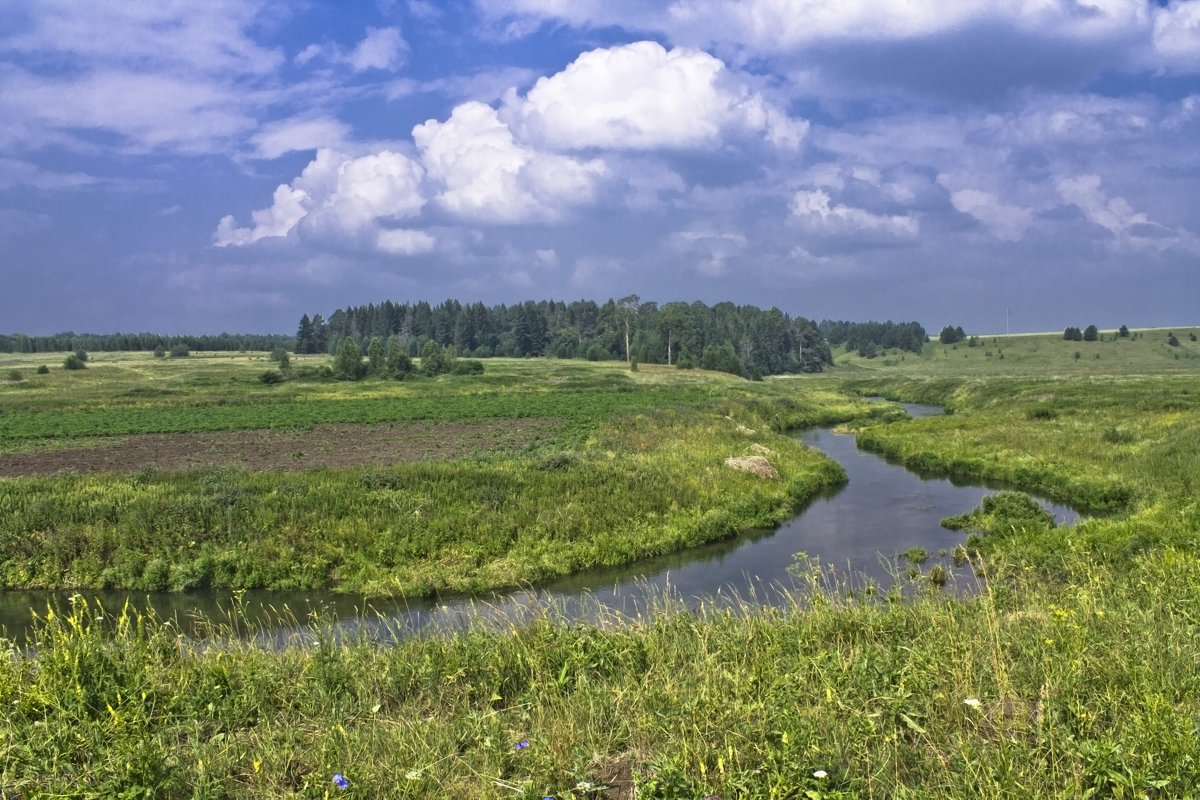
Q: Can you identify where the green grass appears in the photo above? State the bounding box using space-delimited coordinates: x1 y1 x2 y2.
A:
2 339 1200 797
834 326 1200 375
0 355 886 595
4 549 1199 798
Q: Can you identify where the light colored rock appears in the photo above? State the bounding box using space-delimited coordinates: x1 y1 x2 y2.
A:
723 455 779 480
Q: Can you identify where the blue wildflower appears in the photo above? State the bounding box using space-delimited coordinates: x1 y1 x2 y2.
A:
332 773 349 790
514 740 530 750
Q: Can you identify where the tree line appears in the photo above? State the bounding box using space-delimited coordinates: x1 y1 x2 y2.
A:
297 297 842 377
818 319 928 355
2 300 931 380
0 331 294 355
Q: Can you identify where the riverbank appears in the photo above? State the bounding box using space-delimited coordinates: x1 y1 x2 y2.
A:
6 546 1198 798
3 353 1200 796
0 358 883 596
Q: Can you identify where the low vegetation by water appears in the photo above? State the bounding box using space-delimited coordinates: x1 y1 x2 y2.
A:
2 334 1199 797
0 355 875 596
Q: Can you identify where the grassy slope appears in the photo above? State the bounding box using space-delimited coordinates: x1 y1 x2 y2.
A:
3 341 1200 798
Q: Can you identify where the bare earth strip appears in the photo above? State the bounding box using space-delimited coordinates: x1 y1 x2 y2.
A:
0 419 559 477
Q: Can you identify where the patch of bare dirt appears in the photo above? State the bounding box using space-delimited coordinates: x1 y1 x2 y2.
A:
0 419 559 477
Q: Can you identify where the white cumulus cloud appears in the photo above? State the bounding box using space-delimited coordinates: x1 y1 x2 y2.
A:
214 148 427 248
414 101 607 223
511 41 806 151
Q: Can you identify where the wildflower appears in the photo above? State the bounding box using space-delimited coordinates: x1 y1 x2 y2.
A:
514 740 530 751
332 773 349 790
963 697 982 709
813 769 828 779
405 770 422 780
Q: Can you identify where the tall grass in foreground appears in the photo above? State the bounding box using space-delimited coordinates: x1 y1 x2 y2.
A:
3 547 1198 799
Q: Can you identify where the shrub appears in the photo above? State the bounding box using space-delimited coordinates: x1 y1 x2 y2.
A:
63 354 86 370
7 369 22 381
386 340 413 378
451 359 484 375
1167 334 1180 347
258 370 286 384
170 343 190 357
36 364 49 374
153 345 166 357
334 339 366 380
74 348 88 362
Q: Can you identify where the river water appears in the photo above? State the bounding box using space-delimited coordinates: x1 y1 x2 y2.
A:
0 404 1080 642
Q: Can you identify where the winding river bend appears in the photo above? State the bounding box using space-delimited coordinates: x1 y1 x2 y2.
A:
0 404 1080 641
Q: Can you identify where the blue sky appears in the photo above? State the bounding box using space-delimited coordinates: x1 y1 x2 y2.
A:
1 0 1198 336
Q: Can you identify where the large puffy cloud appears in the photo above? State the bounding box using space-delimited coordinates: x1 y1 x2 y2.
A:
511 41 806 151
414 101 608 222
214 149 428 247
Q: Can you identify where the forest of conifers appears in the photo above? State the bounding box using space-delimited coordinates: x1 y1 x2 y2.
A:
2 297 928 379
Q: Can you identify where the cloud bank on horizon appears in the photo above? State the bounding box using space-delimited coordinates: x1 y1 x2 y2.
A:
1 0 1198 335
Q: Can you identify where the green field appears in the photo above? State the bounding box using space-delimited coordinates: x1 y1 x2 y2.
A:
2 335 1199 798
0 353 881 596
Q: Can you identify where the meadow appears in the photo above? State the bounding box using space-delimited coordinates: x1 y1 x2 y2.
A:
0 353 878 596
2 334 1199 798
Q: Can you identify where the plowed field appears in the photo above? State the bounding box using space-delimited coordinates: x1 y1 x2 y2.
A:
0 419 558 477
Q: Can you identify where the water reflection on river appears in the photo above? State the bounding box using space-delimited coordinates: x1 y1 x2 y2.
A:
0 403 1081 643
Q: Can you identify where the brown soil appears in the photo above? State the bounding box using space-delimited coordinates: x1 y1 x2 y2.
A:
0 419 559 477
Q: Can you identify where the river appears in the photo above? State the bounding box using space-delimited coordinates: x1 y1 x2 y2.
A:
0 403 1080 643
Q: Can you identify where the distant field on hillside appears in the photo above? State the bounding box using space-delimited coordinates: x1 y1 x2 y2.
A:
833 325 1200 374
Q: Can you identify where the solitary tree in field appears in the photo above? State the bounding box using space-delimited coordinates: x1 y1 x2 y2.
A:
1083 324 1098 341
1118 325 1130 337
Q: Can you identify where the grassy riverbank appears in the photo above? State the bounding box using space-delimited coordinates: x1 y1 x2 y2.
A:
0 356 883 595
4 549 1198 799
3 340 1199 797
